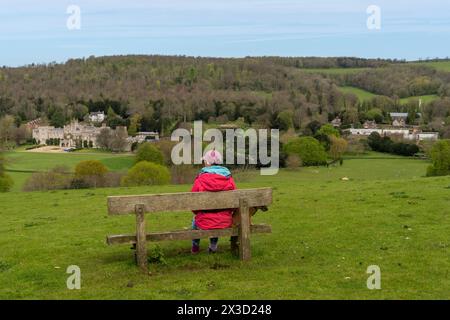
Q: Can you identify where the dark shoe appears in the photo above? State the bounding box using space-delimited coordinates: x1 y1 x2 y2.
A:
191 244 200 254
208 247 217 254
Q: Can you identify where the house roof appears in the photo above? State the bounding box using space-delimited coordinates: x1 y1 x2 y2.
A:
390 112 408 118
390 112 422 118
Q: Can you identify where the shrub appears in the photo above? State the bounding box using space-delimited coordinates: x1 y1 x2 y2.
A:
135 143 164 165
426 140 450 177
0 153 13 192
0 175 13 192
121 161 171 186
23 166 72 192
285 155 302 169
368 132 419 156
154 140 177 165
170 164 198 185
283 136 327 166
74 160 108 188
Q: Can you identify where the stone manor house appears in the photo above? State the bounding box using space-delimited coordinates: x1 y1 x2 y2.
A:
32 120 112 148
32 119 160 150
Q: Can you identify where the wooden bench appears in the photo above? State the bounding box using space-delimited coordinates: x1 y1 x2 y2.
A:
106 188 273 272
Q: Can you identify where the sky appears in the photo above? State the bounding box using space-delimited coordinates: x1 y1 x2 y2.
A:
1 0 450 67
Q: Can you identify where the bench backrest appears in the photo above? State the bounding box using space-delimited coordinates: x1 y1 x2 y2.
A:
107 188 272 215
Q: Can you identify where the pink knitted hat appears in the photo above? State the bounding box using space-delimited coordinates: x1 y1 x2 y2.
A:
202 149 223 165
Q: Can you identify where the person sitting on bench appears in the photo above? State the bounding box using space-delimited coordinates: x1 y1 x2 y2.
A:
191 149 236 254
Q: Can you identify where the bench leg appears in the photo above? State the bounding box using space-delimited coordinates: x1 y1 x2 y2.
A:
230 236 239 256
238 198 251 261
135 204 148 273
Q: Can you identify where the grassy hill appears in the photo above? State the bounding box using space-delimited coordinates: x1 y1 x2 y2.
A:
4 150 134 192
339 86 378 101
1 155 449 299
338 86 440 105
414 60 450 72
399 95 440 105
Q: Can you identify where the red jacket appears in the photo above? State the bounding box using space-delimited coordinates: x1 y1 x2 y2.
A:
191 168 236 230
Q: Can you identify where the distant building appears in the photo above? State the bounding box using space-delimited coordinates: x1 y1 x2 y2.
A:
390 113 408 127
363 120 377 129
347 127 438 142
88 111 106 123
32 120 131 150
389 112 421 127
26 118 43 130
134 132 160 143
331 117 342 128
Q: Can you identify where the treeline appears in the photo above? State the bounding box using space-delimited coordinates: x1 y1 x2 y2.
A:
254 56 396 69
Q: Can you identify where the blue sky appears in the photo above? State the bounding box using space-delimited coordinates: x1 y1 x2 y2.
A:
1 0 450 66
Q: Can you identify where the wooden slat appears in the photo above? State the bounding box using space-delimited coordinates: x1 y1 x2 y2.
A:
107 188 272 215
106 224 272 245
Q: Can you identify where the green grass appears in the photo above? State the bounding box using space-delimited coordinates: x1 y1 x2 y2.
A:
413 61 450 72
339 86 378 101
1 156 449 299
338 86 440 105
4 150 134 191
399 95 440 105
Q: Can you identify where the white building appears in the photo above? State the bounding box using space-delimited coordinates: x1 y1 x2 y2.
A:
347 128 438 141
134 132 160 143
33 120 114 148
88 111 106 123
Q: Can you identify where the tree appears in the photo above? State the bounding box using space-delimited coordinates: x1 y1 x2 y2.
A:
317 124 340 138
367 132 382 151
97 128 112 149
283 136 327 166
426 140 450 177
135 142 164 165
275 110 294 131
0 115 15 146
128 114 142 136
366 108 383 123
329 136 348 161
305 120 322 136
109 126 129 152
74 160 108 188
121 161 171 186
50 108 66 127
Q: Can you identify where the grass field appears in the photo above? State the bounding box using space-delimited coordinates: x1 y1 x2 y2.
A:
414 61 450 72
338 86 440 105
3 151 134 192
339 86 378 101
1 155 449 299
399 95 440 105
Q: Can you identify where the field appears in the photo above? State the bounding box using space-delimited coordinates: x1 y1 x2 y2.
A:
338 86 440 105
339 86 378 101
3 150 134 192
399 95 440 105
414 60 450 72
1 154 449 299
